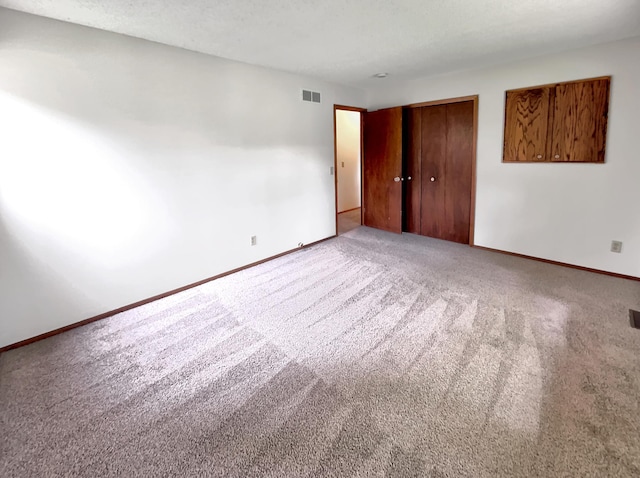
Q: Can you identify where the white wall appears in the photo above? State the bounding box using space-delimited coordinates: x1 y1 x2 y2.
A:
367 36 640 278
0 9 365 348
336 110 361 212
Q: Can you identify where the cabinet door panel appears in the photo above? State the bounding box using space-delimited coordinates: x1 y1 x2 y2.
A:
503 87 551 162
551 79 610 162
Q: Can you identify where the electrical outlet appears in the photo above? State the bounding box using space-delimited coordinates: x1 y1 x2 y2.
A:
611 240 622 253
251 235 257 246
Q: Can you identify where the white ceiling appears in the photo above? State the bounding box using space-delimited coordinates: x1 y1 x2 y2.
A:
2 0 640 87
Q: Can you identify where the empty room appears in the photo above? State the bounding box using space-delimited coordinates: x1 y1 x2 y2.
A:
1 1 640 476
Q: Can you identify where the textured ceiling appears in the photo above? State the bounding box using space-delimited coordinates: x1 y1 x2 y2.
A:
2 0 640 87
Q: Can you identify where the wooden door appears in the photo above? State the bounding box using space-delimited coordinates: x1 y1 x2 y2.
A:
403 108 421 234
363 107 403 233
503 87 552 162
551 78 609 162
420 105 448 238
418 101 474 244
444 101 473 244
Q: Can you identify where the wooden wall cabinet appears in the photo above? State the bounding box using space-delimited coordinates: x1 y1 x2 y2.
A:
503 76 610 163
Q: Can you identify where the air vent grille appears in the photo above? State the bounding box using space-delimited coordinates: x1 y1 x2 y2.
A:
302 89 321 103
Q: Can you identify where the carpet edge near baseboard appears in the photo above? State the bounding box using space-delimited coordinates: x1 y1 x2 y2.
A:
0 236 336 353
472 245 640 282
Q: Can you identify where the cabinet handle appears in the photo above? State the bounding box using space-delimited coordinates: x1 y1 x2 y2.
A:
394 177 400 182
407 176 412 180
554 154 560 159
430 177 436 182
537 154 543 159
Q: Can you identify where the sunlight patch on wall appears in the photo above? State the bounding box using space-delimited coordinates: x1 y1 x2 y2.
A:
0 93 168 267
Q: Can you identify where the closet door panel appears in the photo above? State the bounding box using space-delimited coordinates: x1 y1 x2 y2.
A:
444 101 474 244
403 108 421 233
363 107 403 233
420 105 447 239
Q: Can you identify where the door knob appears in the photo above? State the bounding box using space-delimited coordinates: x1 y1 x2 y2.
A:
430 177 436 182
394 177 401 182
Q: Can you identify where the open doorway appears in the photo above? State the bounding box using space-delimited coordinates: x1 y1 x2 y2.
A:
334 105 365 235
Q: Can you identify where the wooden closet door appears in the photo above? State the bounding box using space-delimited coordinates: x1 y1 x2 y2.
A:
420 105 447 238
418 101 473 244
363 107 403 233
444 101 473 244
403 108 421 234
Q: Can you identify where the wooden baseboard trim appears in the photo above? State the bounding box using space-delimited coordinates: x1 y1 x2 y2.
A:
0 236 336 353
472 245 640 282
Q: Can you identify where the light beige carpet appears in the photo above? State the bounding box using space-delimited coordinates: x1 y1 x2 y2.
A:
1 227 640 477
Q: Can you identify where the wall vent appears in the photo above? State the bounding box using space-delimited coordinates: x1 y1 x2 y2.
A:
302 89 321 103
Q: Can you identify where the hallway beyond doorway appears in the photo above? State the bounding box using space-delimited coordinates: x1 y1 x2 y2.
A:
338 208 361 235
